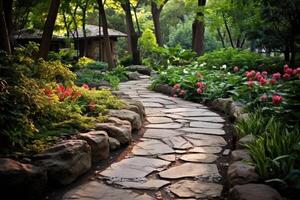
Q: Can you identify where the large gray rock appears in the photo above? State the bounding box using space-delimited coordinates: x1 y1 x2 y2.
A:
229 102 245 119
127 71 142 80
109 137 121 150
228 161 259 186
230 149 252 163
237 135 256 149
126 65 152 75
78 131 109 162
212 98 233 113
124 100 146 120
0 158 47 200
109 109 142 130
229 184 283 200
34 140 91 185
95 122 132 145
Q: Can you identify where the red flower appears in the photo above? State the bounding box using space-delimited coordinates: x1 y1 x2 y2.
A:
269 79 276 85
272 94 283 105
44 88 53 96
245 70 255 79
283 73 290 80
247 80 254 88
197 88 203 94
256 72 263 81
259 78 267 86
64 87 73 97
260 94 268 102
196 81 204 88
82 84 89 90
57 84 65 93
262 71 268 77
173 83 181 89
233 66 239 72
272 72 281 80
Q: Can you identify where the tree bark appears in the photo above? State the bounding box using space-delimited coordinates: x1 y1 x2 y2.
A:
0 0 11 54
192 0 206 55
223 12 234 48
97 0 114 69
80 0 89 57
217 28 225 48
38 0 60 59
151 0 168 46
121 0 140 65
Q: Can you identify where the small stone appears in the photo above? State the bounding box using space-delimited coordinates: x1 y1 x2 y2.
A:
229 184 283 200
223 149 231 156
147 117 173 124
180 128 225 135
237 135 256 149
169 180 223 199
180 153 218 163
146 123 182 129
212 98 233 113
228 161 260 186
230 149 252 162
159 163 220 179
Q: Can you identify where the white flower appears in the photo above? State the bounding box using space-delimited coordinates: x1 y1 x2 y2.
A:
199 62 207 67
220 64 227 70
212 66 217 69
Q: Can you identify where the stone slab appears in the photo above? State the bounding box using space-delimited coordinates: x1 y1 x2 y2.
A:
146 123 182 129
147 117 173 124
144 129 184 139
184 117 225 123
159 163 221 179
184 134 227 147
180 128 225 135
188 146 223 154
115 179 170 190
158 154 176 162
162 136 193 150
190 121 223 129
180 153 218 163
178 112 220 117
143 102 164 108
132 139 174 156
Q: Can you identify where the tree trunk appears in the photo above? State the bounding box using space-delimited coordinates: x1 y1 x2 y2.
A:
223 13 234 48
0 0 11 54
217 28 225 48
121 0 140 65
38 0 60 59
97 0 114 69
151 1 162 46
192 0 206 55
81 0 89 57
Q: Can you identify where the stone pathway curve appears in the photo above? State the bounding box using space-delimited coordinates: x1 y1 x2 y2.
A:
63 78 230 200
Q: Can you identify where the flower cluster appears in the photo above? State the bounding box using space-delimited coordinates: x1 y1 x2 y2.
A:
172 83 186 97
196 81 205 94
44 84 88 102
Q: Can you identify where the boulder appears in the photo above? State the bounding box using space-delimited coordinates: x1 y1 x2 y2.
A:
230 149 252 163
229 184 283 200
124 99 146 120
229 102 245 119
34 140 91 185
153 84 173 96
228 161 259 186
78 131 109 162
212 98 233 113
109 137 121 150
126 65 152 75
237 135 256 149
95 121 132 145
235 113 249 123
126 71 142 80
109 109 142 130
0 158 47 200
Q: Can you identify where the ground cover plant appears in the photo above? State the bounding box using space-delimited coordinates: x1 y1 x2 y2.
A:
0 45 125 154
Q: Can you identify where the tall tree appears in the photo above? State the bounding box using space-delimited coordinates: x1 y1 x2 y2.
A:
78 0 90 56
192 0 206 55
38 0 60 59
151 0 168 46
0 0 12 54
121 0 141 64
97 0 114 69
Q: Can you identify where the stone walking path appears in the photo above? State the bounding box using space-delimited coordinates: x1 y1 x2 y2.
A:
63 78 230 200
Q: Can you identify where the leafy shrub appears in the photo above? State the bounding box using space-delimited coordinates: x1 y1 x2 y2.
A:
75 56 108 71
198 48 283 72
119 55 133 66
138 28 158 59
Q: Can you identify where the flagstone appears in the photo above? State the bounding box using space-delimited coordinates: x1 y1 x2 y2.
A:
180 153 218 163
190 121 224 129
180 128 225 135
146 123 182 129
162 136 193 150
132 139 174 156
184 134 227 147
144 129 184 139
147 117 173 124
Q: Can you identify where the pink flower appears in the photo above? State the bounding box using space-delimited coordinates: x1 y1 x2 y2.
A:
259 78 267 86
258 63 265 67
245 70 255 79
272 94 283 105
233 66 239 72
82 84 89 90
64 88 73 97
260 94 268 102
256 72 263 81
293 67 300 76
197 88 203 94
247 80 254 88
269 79 276 85
286 68 293 74
283 73 291 80
173 94 178 98
179 90 186 96
272 72 281 80
262 71 268 77
196 82 204 88
173 83 181 89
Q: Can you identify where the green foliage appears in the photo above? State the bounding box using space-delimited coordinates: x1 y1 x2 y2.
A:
138 28 158 58
198 48 283 71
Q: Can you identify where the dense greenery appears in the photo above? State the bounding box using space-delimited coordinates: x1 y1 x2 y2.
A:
0 45 125 154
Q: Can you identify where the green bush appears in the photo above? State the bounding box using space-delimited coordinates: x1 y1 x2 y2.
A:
198 48 283 72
